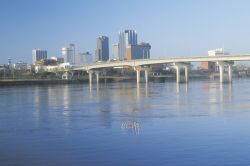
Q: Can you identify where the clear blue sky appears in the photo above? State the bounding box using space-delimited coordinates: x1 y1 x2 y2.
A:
1 0 250 63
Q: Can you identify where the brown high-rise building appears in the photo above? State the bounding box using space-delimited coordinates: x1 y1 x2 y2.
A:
126 42 151 60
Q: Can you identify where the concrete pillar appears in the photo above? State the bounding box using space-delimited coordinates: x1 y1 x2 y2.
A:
145 69 149 83
88 70 93 84
184 66 189 83
228 65 232 83
219 64 224 83
96 71 99 84
175 65 180 83
136 69 141 83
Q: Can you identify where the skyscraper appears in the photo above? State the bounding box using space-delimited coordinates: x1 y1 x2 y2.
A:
76 52 93 65
127 42 151 60
62 43 75 64
95 36 109 61
118 30 137 60
112 44 119 60
32 49 47 65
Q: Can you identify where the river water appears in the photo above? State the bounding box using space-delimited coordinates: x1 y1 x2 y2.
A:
1 79 250 165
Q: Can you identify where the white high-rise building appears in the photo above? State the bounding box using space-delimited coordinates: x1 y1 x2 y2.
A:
62 43 75 64
118 30 137 60
32 49 47 64
112 44 119 60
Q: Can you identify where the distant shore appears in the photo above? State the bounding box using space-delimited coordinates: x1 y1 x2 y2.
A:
0 79 88 86
0 75 206 86
0 74 247 86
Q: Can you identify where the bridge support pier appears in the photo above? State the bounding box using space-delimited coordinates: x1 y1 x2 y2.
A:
88 70 93 84
218 61 234 83
219 64 224 83
134 66 150 83
228 65 232 83
184 66 189 83
175 65 180 83
96 71 100 84
174 63 189 83
145 69 149 83
88 70 101 84
136 69 141 83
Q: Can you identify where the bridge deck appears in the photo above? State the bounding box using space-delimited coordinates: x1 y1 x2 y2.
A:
73 54 250 71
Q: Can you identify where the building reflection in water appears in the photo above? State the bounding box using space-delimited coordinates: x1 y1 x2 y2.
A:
32 82 150 130
33 84 74 128
202 81 233 113
62 85 71 128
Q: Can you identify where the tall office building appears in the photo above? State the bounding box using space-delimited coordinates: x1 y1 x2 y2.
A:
112 44 119 60
95 36 109 61
76 52 93 65
118 30 137 60
32 49 47 64
127 42 151 60
62 43 75 64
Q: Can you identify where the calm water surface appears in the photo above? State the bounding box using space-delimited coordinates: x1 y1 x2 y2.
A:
1 79 250 166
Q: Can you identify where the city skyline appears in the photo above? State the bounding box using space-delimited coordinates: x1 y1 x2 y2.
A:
1 0 250 63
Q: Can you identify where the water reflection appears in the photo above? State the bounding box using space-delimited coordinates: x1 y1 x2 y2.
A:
31 81 235 130
176 83 188 93
3 79 250 166
201 81 233 113
121 121 140 135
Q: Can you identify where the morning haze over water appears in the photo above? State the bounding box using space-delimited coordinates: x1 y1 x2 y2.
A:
2 0 250 166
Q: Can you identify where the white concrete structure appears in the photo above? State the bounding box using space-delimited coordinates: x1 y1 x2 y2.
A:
35 63 72 73
73 54 250 84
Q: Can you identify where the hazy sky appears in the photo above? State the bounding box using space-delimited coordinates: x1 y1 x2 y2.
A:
1 0 250 63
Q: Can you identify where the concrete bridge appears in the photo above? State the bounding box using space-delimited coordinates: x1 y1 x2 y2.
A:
72 54 250 84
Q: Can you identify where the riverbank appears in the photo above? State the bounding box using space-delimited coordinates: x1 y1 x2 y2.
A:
0 74 246 86
0 79 88 86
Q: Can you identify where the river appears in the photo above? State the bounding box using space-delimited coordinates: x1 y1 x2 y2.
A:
1 79 250 165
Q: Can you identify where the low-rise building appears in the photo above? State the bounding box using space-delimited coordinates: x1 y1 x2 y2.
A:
201 48 230 72
13 61 29 71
